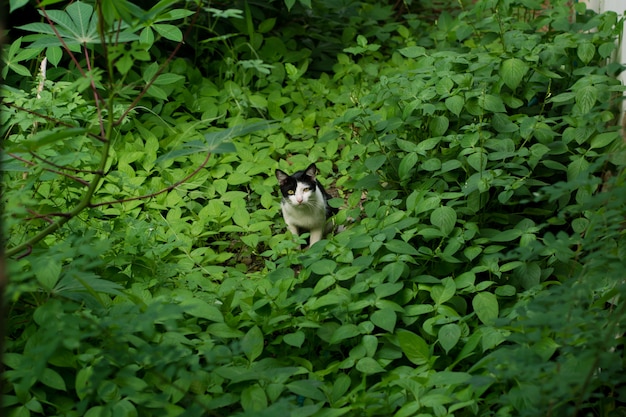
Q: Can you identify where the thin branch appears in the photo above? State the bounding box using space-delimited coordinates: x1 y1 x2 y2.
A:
7 153 91 186
26 208 71 223
90 152 211 208
5 103 106 143
83 43 107 139
115 3 202 125
29 151 101 175
35 0 86 78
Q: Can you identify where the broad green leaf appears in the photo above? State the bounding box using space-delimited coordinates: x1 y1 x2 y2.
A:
599 41 616 58
241 384 267 412
397 330 430 365
472 292 499 325
17 127 88 151
10 0 29 12
153 24 183 42
430 277 456 305
438 323 461 353
371 308 397 332
398 46 426 58
374 282 404 298
140 27 155 47
40 368 67 391
179 299 223 322
33 258 62 290
430 206 456 236
480 94 506 113
284 331 305 348
76 366 94 400
241 326 264 362
567 156 590 181
575 85 597 114
46 46 63 66
330 324 360 344
490 229 522 242
436 77 454 96
154 73 185 85
500 58 528 90
445 95 464 116
430 115 449 136
286 380 325 401
577 42 595 64
590 131 619 149
311 259 337 275
399 152 418 180
356 357 386 374
313 275 335 294
365 154 386 171
385 239 419 256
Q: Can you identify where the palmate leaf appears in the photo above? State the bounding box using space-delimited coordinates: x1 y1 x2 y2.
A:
19 2 139 47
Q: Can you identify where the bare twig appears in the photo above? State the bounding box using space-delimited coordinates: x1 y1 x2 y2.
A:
29 151 101 175
115 3 202 125
8 153 91 186
90 152 211 208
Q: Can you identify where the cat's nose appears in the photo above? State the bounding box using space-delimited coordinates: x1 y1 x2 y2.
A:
296 198 303 203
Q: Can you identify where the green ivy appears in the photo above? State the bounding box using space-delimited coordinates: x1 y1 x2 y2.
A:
2 1 625 416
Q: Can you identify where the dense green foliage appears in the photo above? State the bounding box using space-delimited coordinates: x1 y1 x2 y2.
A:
2 0 626 416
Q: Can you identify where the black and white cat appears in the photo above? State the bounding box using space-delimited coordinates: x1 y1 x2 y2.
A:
275 163 337 247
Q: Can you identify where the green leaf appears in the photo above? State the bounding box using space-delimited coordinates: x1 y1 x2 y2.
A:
567 156 590 181
330 324 360 344
179 299 223 322
397 330 430 365
241 384 267 412
40 368 67 391
577 42 595 64
153 24 183 42
438 323 461 353
480 94 506 113
284 331 305 348
589 131 619 149
371 308 397 332
286 380 325 401
356 357 386 374
575 85 597 114
33 258 62 290
365 154 386 171
430 115 449 136
399 152 418 180
311 259 337 275
430 277 456 305
430 206 456 236
46 46 63 66
472 292 499 325
445 95 464 116
241 326 264 362
398 46 426 58
17 127 88 152
385 239 419 256
500 58 528 90
10 0 29 13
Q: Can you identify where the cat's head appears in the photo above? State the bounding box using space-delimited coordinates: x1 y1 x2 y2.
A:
275 164 318 205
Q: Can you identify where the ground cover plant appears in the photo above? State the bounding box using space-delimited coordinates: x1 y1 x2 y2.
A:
2 0 626 416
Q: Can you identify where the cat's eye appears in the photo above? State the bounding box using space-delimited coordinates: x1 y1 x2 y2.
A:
303 187 310 192
287 190 295 195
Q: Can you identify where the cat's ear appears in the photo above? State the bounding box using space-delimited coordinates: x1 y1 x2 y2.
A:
275 169 289 185
305 163 317 179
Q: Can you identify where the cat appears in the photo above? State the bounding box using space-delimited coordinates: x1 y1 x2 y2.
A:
275 163 337 247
